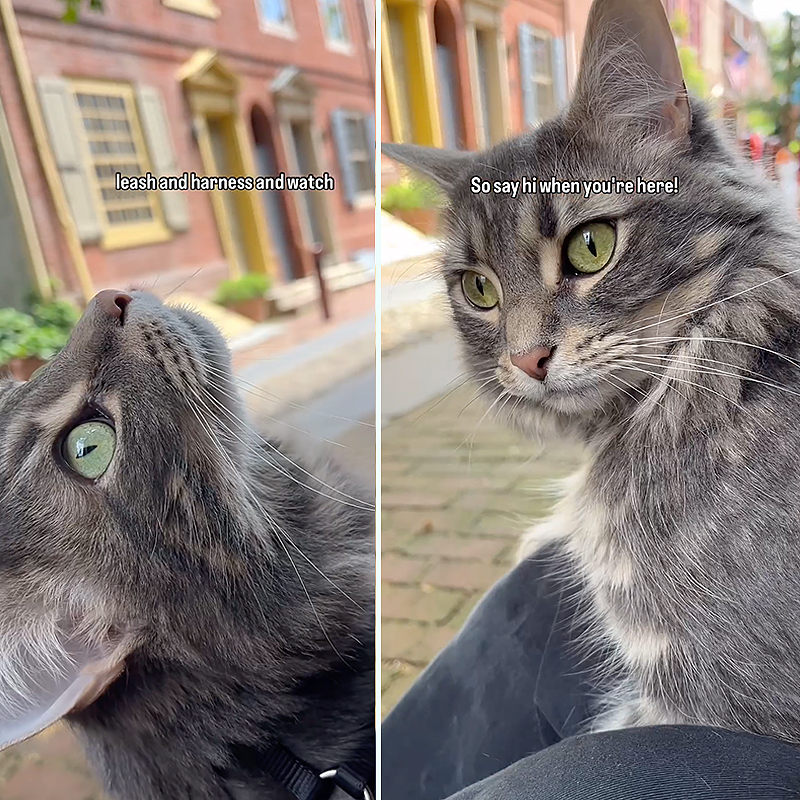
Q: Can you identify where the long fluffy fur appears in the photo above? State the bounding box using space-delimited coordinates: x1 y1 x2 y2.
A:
0 294 374 799
387 0 800 748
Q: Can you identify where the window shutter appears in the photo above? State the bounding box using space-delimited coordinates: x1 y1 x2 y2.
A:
365 114 375 172
36 77 101 244
135 86 190 232
330 109 356 208
518 24 537 128
553 37 568 109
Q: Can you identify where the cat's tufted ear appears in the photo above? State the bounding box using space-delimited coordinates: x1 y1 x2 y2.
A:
571 0 691 140
0 628 131 752
381 143 475 192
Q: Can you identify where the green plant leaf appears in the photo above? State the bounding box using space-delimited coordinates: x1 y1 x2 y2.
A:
381 179 442 212
213 272 272 305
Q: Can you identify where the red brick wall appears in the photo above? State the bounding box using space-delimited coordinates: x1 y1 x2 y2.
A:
4 0 376 296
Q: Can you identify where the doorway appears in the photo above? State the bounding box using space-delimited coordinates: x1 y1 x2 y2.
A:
251 105 297 282
178 49 273 279
433 1 465 150
288 120 325 247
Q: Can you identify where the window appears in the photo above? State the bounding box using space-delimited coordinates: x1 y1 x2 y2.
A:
256 0 294 33
344 115 374 195
71 81 169 249
331 110 374 206
363 0 375 48
530 31 556 123
319 0 349 47
162 0 220 19
519 24 566 128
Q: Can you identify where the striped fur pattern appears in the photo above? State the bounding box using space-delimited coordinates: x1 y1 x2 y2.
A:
0 292 374 799
383 0 800 746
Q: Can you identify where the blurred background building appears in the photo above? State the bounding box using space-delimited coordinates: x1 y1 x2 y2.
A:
0 0 376 310
380 0 774 187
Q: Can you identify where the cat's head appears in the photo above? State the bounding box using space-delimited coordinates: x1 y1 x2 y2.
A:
0 290 262 750
384 0 775 435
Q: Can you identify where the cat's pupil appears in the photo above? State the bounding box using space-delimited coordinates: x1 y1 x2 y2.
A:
76 442 97 459
583 230 597 257
476 276 486 295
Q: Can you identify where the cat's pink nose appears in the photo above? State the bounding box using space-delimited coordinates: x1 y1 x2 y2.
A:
511 346 553 381
94 290 132 322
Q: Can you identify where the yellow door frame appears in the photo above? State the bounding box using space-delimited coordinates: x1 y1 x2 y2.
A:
380 0 405 143
0 0 91 300
382 0 442 147
177 49 275 279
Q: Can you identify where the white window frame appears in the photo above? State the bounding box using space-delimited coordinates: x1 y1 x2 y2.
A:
255 0 296 39
318 0 351 53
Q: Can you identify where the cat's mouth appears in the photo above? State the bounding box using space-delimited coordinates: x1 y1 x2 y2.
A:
495 363 611 418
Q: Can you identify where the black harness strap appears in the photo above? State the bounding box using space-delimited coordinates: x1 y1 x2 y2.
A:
260 743 374 800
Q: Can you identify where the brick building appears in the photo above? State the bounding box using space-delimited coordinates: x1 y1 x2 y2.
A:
381 0 584 156
0 0 376 306
379 0 741 161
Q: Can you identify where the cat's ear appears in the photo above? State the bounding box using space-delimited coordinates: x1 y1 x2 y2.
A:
381 143 474 192
572 0 691 140
0 629 130 752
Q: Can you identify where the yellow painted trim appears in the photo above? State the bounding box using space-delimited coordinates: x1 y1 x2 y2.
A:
162 0 220 19
384 0 442 146
193 113 243 278
69 79 173 252
0 87 50 299
102 222 173 251
176 48 239 90
180 49 274 279
0 0 94 301
412 3 442 147
380 2 405 143
233 112 276 278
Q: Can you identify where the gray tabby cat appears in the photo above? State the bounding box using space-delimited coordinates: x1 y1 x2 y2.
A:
384 0 800 745
0 290 374 799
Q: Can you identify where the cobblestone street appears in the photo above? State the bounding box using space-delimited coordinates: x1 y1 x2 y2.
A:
381 377 583 718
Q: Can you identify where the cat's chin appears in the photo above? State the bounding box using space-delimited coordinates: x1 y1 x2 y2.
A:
493 385 605 443
498 378 606 418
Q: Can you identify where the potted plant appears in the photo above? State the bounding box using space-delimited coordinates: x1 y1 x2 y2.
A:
381 178 443 235
0 300 80 380
0 308 36 378
213 272 272 322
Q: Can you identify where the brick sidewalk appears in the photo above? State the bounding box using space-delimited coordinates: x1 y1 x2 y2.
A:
381 382 583 717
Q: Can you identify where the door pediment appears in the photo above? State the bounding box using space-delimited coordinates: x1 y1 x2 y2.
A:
177 49 239 94
271 67 317 119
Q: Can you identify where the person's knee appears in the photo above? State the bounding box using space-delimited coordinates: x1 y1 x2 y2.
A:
450 725 800 800
538 725 800 798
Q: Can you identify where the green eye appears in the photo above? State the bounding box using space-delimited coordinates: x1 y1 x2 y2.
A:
566 221 616 274
461 271 499 309
63 421 116 479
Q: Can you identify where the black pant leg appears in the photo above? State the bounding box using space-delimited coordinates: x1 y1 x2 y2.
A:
445 725 800 800
382 545 602 800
